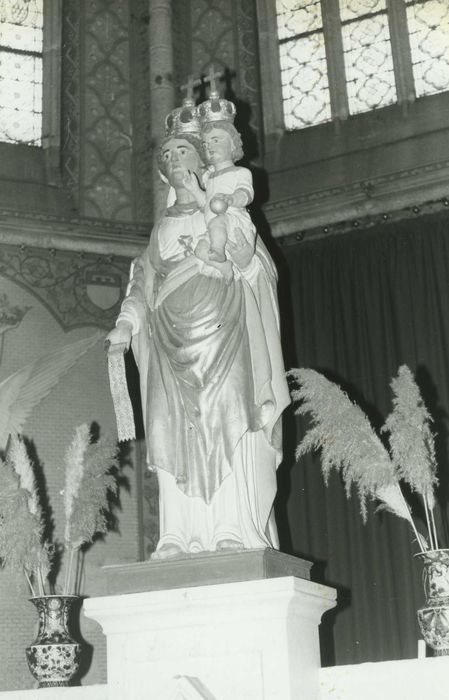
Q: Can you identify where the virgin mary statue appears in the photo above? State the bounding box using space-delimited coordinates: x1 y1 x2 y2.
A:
106 93 290 559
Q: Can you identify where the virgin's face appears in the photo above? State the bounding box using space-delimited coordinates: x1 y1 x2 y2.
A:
160 139 202 187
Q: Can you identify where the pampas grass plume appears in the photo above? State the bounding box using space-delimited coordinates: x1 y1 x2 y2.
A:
64 424 90 543
0 450 50 587
67 435 118 549
290 368 421 545
383 365 437 507
8 434 38 515
291 368 397 520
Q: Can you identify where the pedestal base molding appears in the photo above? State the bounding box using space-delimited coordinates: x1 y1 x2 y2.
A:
85 552 336 700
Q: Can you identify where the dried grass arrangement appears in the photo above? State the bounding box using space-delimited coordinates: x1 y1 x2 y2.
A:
0 436 51 596
0 426 118 596
290 365 441 553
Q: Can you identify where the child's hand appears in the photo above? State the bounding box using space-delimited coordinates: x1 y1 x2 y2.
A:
221 189 250 208
214 193 234 206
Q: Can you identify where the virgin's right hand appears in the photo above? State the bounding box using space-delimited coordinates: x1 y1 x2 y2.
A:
182 170 202 194
105 321 133 352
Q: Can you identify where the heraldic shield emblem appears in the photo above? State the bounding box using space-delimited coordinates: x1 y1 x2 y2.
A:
85 269 122 310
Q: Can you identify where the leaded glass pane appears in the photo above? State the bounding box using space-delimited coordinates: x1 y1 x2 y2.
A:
279 33 331 129
0 104 40 143
0 0 43 145
276 0 323 42
0 51 42 144
339 0 386 22
406 0 449 98
0 0 43 52
342 13 396 114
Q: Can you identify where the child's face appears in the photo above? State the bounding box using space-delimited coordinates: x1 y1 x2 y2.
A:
203 128 233 165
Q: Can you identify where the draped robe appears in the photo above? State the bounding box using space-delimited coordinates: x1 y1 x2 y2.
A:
117 208 290 553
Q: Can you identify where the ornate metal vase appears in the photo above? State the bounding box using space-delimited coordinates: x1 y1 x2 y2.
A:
26 595 81 687
416 549 449 655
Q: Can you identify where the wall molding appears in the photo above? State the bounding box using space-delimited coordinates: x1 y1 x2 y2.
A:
265 158 449 240
0 210 147 258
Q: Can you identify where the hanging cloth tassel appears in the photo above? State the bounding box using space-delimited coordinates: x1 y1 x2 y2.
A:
107 343 136 441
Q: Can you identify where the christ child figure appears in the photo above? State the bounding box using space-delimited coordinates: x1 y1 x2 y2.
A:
202 121 256 262
184 121 256 266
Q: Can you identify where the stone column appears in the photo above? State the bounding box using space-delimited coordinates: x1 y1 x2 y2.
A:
149 0 175 220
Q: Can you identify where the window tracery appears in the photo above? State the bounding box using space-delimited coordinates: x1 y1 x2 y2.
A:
275 0 449 131
0 0 43 145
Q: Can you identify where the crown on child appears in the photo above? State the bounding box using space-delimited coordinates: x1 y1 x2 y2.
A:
165 69 236 137
197 66 236 125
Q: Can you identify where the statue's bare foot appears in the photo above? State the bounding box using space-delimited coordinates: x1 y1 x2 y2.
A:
194 239 210 262
217 260 233 284
216 539 244 552
151 543 184 560
208 247 226 263
197 256 233 284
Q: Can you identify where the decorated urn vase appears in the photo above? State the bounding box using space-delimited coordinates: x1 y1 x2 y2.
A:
26 595 81 687
416 549 449 655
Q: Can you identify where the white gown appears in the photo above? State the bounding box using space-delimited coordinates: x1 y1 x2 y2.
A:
117 205 290 555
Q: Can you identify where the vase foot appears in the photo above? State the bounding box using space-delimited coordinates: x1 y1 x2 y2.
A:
38 681 70 688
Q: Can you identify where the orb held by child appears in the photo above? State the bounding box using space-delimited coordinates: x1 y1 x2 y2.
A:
209 196 229 215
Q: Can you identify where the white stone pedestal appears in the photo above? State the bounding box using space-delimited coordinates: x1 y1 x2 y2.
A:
84 573 336 700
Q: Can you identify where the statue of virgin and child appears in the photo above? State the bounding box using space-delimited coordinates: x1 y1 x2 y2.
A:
106 82 290 560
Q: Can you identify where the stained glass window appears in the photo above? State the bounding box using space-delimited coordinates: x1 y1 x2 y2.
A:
340 0 397 114
0 0 43 145
406 0 449 98
276 0 331 129
276 0 449 131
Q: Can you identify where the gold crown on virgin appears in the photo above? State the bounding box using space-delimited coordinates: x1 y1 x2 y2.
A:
165 68 236 137
164 91 200 137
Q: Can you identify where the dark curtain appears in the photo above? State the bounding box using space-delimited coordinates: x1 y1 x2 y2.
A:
275 211 449 666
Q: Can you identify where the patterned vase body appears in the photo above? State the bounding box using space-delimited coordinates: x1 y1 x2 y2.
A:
416 549 449 655
26 595 81 687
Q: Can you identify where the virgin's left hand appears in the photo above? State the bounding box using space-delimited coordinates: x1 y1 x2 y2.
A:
227 228 255 270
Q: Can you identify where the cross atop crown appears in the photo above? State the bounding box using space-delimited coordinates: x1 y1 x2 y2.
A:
165 73 202 137
197 64 236 126
165 66 236 136
202 65 223 98
180 75 203 105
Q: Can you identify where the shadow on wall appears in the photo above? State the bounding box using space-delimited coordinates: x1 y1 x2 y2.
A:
218 72 299 557
218 76 350 667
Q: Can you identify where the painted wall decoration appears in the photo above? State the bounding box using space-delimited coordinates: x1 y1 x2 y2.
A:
61 0 152 222
0 243 131 331
0 293 31 365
